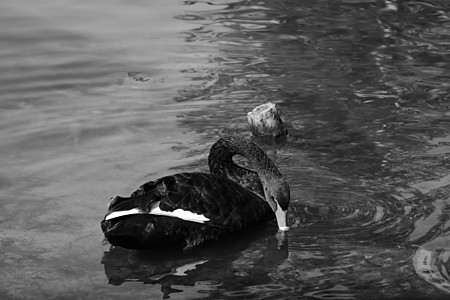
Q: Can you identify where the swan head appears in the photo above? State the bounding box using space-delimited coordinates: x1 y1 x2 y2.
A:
263 179 290 231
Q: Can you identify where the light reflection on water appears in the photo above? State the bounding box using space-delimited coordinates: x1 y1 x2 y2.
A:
1 0 450 299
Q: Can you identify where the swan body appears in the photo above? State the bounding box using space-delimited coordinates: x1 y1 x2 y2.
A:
101 136 290 250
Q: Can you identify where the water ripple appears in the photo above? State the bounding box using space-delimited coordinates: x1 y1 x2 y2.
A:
288 183 410 246
2 0 450 299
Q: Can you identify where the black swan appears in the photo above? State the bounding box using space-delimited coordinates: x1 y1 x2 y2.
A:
101 136 290 250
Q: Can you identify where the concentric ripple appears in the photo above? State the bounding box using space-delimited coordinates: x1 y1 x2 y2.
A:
289 181 410 246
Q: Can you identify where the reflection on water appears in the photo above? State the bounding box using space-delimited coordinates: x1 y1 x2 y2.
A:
1 0 450 299
414 235 450 295
101 227 288 298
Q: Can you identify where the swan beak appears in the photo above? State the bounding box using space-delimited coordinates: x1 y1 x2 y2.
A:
275 202 289 231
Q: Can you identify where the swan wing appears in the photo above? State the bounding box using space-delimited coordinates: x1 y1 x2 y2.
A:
104 172 270 229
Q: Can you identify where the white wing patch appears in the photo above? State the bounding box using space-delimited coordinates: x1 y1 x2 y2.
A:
105 208 141 220
149 201 210 223
104 201 210 223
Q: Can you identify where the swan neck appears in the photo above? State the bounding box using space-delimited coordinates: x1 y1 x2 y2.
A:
208 137 282 182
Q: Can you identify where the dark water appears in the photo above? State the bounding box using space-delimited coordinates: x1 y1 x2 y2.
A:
1 0 450 299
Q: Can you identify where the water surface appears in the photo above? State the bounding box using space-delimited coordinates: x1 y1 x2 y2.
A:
1 0 450 299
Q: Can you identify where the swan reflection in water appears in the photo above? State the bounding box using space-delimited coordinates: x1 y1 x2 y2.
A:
101 229 288 299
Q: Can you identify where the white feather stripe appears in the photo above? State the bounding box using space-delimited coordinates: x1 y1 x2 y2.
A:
104 201 210 223
105 208 141 220
150 205 210 223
